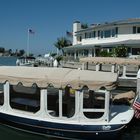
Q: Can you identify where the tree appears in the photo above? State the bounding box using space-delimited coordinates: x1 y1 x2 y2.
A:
19 49 25 56
8 49 12 55
81 23 88 29
54 37 72 54
0 47 5 53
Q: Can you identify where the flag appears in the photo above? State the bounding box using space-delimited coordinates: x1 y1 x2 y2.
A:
29 29 35 34
66 31 73 37
133 96 140 118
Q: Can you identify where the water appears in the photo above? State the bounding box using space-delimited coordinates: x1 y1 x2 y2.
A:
0 56 17 66
0 57 140 140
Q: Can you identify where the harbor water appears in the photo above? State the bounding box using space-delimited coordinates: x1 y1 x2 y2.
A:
0 56 140 140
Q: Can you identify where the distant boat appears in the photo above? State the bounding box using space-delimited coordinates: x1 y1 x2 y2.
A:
16 56 36 66
0 66 135 140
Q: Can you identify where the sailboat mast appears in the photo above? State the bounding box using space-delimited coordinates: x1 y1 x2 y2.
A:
27 28 30 56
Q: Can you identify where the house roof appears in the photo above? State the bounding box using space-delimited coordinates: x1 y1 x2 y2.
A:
0 66 117 90
76 18 140 33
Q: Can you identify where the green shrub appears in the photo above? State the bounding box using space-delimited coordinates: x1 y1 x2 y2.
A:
115 46 128 57
99 50 113 57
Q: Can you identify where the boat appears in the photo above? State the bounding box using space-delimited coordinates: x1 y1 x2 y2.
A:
0 66 134 140
16 56 36 66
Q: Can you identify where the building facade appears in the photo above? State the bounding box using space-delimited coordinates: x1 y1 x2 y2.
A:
64 18 140 59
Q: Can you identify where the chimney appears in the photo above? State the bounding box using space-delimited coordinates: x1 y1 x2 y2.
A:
73 21 81 45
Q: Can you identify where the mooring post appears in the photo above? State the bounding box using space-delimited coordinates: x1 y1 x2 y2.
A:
96 63 100 71
111 64 115 73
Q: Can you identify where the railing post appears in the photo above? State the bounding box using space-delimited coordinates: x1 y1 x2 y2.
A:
122 65 126 78
59 89 63 118
96 63 102 71
105 91 110 122
3 81 10 110
82 63 85 70
96 63 100 71
40 89 47 112
111 64 115 73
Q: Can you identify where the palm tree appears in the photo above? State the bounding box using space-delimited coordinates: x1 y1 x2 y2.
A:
54 37 72 54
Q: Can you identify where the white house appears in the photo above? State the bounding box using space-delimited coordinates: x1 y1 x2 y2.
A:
63 18 140 59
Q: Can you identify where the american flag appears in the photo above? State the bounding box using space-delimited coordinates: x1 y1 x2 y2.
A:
66 31 73 37
29 29 35 34
133 96 140 119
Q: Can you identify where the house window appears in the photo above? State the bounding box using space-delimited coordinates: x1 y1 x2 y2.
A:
98 30 100 38
84 50 89 56
91 31 96 38
80 36 82 41
115 27 118 35
101 31 104 38
104 30 111 38
112 28 115 37
97 28 118 39
85 33 87 38
133 26 140 34
77 36 82 42
132 48 140 55
133 26 136 34
137 27 140 33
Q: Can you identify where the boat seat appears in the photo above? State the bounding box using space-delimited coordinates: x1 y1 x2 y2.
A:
11 98 40 112
113 90 135 105
11 98 40 107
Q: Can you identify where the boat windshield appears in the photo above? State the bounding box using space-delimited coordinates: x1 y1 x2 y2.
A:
83 87 105 119
47 85 76 118
0 83 4 106
9 83 40 113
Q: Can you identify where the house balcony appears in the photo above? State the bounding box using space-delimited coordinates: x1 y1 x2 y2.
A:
81 34 140 46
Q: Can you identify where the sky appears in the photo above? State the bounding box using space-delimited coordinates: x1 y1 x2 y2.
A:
0 0 140 55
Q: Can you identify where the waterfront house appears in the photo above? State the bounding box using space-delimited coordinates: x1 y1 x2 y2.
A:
63 18 140 59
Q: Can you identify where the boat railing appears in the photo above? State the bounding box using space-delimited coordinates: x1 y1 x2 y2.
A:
0 81 111 122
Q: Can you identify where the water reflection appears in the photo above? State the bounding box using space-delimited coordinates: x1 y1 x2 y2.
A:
0 119 140 140
0 123 60 140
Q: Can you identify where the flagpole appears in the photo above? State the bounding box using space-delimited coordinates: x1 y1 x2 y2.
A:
57 48 59 55
27 28 29 56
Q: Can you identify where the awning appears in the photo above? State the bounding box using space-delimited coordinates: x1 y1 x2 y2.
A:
0 66 118 90
63 39 140 51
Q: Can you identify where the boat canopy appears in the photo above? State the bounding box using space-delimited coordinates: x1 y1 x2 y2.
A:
80 57 140 65
0 66 117 90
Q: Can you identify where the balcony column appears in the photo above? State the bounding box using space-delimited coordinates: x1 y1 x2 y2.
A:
88 49 92 57
93 47 96 57
74 50 77 59
82 50 84 57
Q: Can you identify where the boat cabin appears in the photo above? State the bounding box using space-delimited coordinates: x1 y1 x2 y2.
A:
0 66 117 120
0 66 134 140
16 56 36 66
